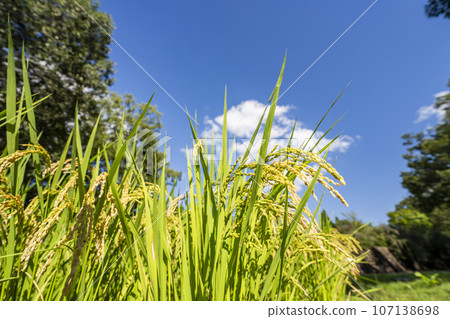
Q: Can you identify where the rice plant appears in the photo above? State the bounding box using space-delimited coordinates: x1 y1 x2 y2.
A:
0 28 365 301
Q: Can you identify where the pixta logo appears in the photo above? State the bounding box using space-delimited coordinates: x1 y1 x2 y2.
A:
126 129 171 175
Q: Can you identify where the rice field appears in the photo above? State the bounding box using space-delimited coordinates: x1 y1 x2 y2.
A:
0 28 367 301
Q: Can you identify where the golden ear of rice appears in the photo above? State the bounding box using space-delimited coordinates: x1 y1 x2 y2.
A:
0 144 51 175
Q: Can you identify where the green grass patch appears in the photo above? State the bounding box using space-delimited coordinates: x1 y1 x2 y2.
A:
352 271 450 301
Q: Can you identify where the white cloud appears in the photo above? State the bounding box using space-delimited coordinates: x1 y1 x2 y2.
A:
415 104 447 123
415 91 449 123
435 90 450 99
212 100 293 138
180 99 356 200
189 99 355 162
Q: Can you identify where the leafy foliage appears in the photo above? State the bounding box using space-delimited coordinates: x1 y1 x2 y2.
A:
0 0 114 155
0 0 179 181
331 212 402 252
98 92 181 183
353 271 450 301
414 272 442 287
425 0 450 18
388 86 450 269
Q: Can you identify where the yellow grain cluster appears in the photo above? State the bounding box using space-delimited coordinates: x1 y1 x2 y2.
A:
208 144 358 278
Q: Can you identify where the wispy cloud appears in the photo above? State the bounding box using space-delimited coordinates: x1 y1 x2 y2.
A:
415 91 449 123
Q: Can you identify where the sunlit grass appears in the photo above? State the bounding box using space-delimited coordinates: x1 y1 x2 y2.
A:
352 272 450 301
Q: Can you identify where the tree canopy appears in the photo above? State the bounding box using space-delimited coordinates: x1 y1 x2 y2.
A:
0 0 179 181
388 86 450 269
0 0 115 155
425 0 450 18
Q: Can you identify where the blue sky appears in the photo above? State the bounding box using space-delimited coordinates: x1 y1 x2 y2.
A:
98 0 450 224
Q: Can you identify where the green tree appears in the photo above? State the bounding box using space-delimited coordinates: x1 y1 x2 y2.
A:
389 86 450 269
386 2 450 269
98 92 181 183
0 0 180 181
0 0 114 155
425 0 450 18
332 212 401 252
